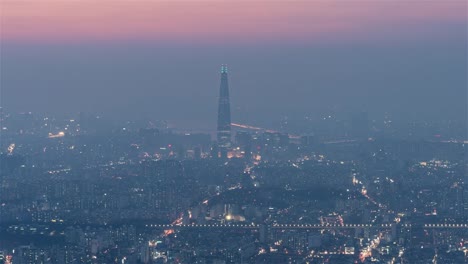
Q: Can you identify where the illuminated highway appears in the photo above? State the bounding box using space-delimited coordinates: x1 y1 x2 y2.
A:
145 223 468 230
231 123 301 138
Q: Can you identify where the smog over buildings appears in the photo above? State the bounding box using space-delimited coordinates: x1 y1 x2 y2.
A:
0 1 467 264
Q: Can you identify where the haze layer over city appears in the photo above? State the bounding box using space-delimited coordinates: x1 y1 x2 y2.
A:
0 1 467 264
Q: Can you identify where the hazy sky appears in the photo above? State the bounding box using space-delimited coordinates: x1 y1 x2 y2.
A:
1 0 466 128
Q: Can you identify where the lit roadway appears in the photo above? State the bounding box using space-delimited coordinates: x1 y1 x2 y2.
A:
145 223 468 230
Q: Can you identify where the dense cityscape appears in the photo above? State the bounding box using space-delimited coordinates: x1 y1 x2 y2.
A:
1 1 467 263
0 65 466 263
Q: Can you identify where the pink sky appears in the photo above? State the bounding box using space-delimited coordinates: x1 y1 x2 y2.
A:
1 0 466 43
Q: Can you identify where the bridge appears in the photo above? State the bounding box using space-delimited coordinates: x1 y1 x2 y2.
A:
145 223 468 230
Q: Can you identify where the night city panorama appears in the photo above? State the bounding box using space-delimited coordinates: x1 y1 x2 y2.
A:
0 1 467 264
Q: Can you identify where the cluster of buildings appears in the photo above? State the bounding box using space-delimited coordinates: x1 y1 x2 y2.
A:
0 67 466 263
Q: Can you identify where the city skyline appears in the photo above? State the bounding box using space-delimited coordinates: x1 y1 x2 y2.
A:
1 1 466 127
0 1 467 262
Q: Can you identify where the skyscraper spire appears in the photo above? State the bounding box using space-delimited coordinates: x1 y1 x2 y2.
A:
217 64 231 158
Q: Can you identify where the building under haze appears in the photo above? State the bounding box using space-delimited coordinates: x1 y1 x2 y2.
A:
217 65 231 158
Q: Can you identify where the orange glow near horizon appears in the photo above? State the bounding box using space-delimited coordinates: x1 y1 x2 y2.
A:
1 1 465 43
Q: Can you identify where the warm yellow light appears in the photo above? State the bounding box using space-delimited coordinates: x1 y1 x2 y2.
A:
48 131 65 138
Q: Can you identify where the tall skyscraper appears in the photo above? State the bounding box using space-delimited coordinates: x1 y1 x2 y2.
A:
217 65 231 158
